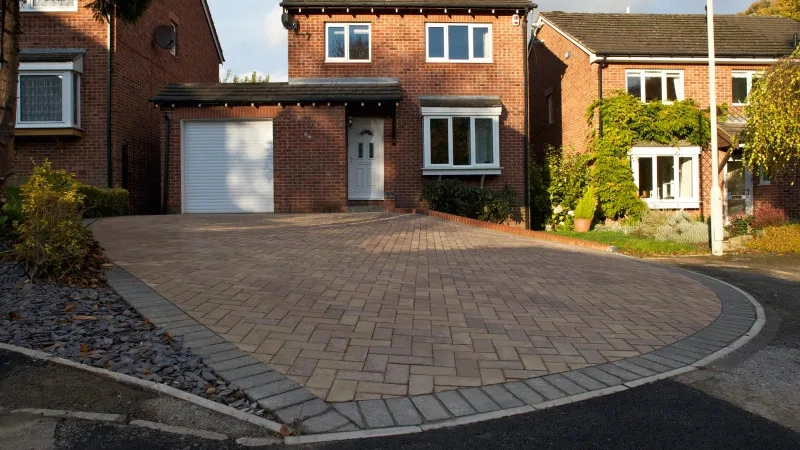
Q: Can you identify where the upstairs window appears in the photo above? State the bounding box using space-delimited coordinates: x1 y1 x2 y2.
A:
626 70 684 103
325 23 371 62
17 61 81 129
20 0 78 12
732 71 758 105
426 23 492 63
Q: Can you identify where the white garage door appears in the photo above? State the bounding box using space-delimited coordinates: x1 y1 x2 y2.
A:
182 120 274 213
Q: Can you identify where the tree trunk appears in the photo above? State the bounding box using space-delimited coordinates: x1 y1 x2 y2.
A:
0 0 19 206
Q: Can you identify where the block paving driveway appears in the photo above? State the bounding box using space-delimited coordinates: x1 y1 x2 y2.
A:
91 213 721 403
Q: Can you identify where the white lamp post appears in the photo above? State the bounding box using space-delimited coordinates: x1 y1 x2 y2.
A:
707 0 724 256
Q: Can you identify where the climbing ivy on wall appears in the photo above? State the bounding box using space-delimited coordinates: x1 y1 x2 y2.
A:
585 93 712 221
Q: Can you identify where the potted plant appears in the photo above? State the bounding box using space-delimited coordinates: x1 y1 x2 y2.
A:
573 187 596 232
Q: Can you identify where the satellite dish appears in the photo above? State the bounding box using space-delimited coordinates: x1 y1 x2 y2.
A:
281 13 299 32
154 24 175 49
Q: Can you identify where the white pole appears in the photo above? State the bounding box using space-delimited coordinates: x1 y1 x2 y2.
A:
707 0 724 256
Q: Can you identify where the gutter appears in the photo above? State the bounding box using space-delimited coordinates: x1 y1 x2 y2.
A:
106 14 114 188
162 113 170 214
523 10 531 229
592 56 608 138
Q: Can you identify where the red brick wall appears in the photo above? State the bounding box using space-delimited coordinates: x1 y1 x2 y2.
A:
530 21 800 219
287 12 528 213
162 105 347 214
15 0 221 214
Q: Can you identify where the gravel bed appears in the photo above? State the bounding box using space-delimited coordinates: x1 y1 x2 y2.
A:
0 256 266 417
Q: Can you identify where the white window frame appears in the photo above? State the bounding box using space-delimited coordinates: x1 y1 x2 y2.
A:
17 60 82 129
422 106 501 175
324 23 372 63
629 146 701 209
626 70 684 104
20 0 78 12
758 165 771 186
732 71 758 106
170 22 178 57
425 23 493 63
545 87 555 126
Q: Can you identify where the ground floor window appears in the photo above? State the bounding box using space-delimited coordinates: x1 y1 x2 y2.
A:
421 105 501 175
17 61 81 129
630 146 700 209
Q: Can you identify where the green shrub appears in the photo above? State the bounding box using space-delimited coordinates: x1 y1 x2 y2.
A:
1 188 24 237
78 184 129 218
726 212 754 237
751 205 789 230
420 180 517 224
529 157 551 230
14 161 88 280
630 209 672 238
574 187 597 220
746 224 800 253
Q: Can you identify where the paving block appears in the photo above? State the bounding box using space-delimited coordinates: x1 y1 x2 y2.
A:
480 385 524 409
524 377 567 401
542 374 587 396
220 363 270 381
641 353 685 369
258 388 316 412
301 410 351 434
274 398 330 424
242 375 296 396
207 356 261 373
580 366 628 385
436 391 476 417
203 349 245 364
359 399 395 428
334 402 365 428
563 371 607 391
612 360 657 377
459 387 500 413
411 395 451 422
385 397 423 426
504 381 544 405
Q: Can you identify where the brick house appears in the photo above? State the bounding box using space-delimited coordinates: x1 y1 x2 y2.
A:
15 0 223 214
152 0 534 221
529 12 800 220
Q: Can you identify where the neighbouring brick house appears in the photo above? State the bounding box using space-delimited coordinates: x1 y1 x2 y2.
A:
152 0 534 220
15 0 223 214
529 12 800 220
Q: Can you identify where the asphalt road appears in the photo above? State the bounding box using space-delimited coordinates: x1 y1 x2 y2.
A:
1 254 798 449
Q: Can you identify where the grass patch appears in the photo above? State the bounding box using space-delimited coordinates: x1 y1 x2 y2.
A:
553 230 708 257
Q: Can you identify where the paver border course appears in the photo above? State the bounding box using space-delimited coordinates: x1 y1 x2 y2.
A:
100 256 762 442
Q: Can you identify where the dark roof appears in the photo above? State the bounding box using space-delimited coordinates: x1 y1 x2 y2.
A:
20 48 86 62
281 0 534 10
540 12 800 58
419 96 502 108
152 79 403 106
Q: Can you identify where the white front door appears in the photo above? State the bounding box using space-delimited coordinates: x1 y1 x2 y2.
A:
724 157 754 222
348 118 384 200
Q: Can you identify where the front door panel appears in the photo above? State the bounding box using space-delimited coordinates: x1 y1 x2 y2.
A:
725 158 753 222
348 118 384 200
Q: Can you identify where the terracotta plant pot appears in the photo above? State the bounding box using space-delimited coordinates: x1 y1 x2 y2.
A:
574 218 592 233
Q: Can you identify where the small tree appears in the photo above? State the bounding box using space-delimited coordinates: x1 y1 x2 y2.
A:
742 0 800 20
740 48 800 178
221 69 270 83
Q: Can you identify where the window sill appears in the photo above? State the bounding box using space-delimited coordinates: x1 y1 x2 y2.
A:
16 127 83 137
644 199 700 209
324 60 371 64
423 167 502 176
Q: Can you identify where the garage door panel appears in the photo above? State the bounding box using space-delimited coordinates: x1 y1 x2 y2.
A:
183 120 274 214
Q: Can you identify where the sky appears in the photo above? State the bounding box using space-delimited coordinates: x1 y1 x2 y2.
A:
206 0 756 82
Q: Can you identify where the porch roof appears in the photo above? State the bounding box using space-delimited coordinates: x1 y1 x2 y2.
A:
151 78 403 107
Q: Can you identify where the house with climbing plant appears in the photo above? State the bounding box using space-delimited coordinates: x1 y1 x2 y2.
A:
14 0 223 214
152 0 534 220
529 12 800 222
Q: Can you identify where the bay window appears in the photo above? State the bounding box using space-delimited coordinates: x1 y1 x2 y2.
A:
626 70 684 103
18 61 81 129
630 147 700 209
422 105 501 175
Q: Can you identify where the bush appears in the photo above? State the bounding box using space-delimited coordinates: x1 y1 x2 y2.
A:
726 212 754 237
746 224 800 253
420 180 517 224
13 162 88 280
630 209 672 238
1 188 24 237
653 210 709 244
574 187 597 220
78 184 129 218
751 205 789 230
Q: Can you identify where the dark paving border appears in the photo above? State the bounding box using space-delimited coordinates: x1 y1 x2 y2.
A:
106 258 763 441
